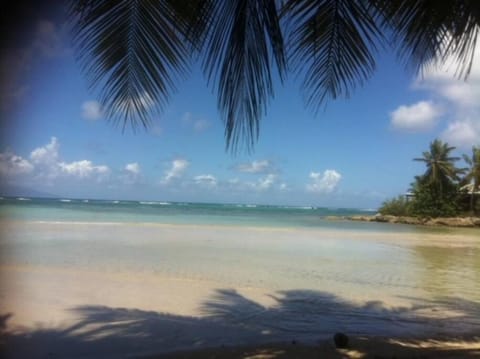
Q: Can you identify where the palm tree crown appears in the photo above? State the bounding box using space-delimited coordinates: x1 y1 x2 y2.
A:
462 147 480 189
69 0 480 151
414 139 464 189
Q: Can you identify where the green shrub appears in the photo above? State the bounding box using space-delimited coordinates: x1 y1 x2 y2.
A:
410 182 460 218
379 196 412 216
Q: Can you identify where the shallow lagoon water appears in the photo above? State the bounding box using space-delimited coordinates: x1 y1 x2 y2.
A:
1 198 479 353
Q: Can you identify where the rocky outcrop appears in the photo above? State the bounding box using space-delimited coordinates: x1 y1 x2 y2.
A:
423 217 480 227
325 214 480 228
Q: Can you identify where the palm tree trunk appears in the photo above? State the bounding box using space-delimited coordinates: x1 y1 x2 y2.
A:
470 190 475 215
473 181 478 216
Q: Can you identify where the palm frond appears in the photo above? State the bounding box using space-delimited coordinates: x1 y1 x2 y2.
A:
165 0 214 51
202 0 286 152
286 0 384 111
385 0 480 79
69 0 192 130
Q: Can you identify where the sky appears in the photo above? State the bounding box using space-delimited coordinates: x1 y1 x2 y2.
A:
0 11 479 208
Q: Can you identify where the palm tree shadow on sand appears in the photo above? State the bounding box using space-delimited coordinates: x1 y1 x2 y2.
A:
1 289 480 358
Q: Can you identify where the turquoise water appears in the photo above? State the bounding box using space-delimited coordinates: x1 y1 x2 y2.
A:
1 196 479 355
0 196 382 229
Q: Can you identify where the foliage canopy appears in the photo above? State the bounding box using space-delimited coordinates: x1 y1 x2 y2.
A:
380 139 479 218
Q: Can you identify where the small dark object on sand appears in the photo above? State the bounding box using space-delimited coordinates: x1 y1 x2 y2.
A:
333 332 349 348
291 340 297 345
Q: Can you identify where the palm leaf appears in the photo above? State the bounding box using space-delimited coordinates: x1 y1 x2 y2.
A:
385 0 480 78
69 0 192 130
286 0 384 111
201 0 286 151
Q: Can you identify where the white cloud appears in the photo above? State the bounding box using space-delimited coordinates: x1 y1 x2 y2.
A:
1 137 113 185
122 162 141 185
442 119 480 146
194 174 217 188
257 174 276 190
59 160 110 179
117 92 155 116
390 101 442 132
235 160 274 174
418 40 480 97
412 39 480 147
222 175 279 192
163 158 189 183
30 136 60 166
306 170 342 193
30 137 61 180
81 100 102 120
437 83 478 108
0 152 34 177
125 162 140 175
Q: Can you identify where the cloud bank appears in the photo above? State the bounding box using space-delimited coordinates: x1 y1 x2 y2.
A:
390 101 442 132
306 170 342 194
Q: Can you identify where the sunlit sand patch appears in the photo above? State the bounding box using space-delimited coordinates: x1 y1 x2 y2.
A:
388 337 480 350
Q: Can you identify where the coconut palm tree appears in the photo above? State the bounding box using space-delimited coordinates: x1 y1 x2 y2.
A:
462 146 480 214
413 139 464 195
68 0 480 151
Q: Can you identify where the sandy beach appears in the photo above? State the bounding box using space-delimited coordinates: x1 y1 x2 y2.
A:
1 221 479 358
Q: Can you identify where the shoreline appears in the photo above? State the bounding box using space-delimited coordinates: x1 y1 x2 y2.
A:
2 220 479 358
2 219 479 245
324 214 480 228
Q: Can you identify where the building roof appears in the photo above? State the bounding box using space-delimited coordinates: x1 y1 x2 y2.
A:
460 183 480 194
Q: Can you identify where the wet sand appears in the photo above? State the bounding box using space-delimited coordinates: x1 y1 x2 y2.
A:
1 221 479 358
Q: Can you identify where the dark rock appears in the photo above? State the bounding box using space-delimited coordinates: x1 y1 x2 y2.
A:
333 332 349 348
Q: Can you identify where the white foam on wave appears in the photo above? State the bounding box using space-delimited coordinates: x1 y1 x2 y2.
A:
139 201 170 205
59 199 71 203
16 197 31 201
31 220 124 226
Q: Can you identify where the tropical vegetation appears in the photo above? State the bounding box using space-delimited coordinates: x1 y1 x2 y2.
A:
67 0 480 150
462 147 480 214
380 140 480 217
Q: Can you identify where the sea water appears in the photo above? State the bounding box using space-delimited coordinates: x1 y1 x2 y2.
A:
0 196 380 227
0 196 429 231
1 196 479 348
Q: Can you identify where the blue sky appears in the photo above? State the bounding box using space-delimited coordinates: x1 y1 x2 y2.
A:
1 17 479 208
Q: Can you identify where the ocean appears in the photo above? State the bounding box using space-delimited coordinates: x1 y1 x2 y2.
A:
0 196 381 229
1 196 479 357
